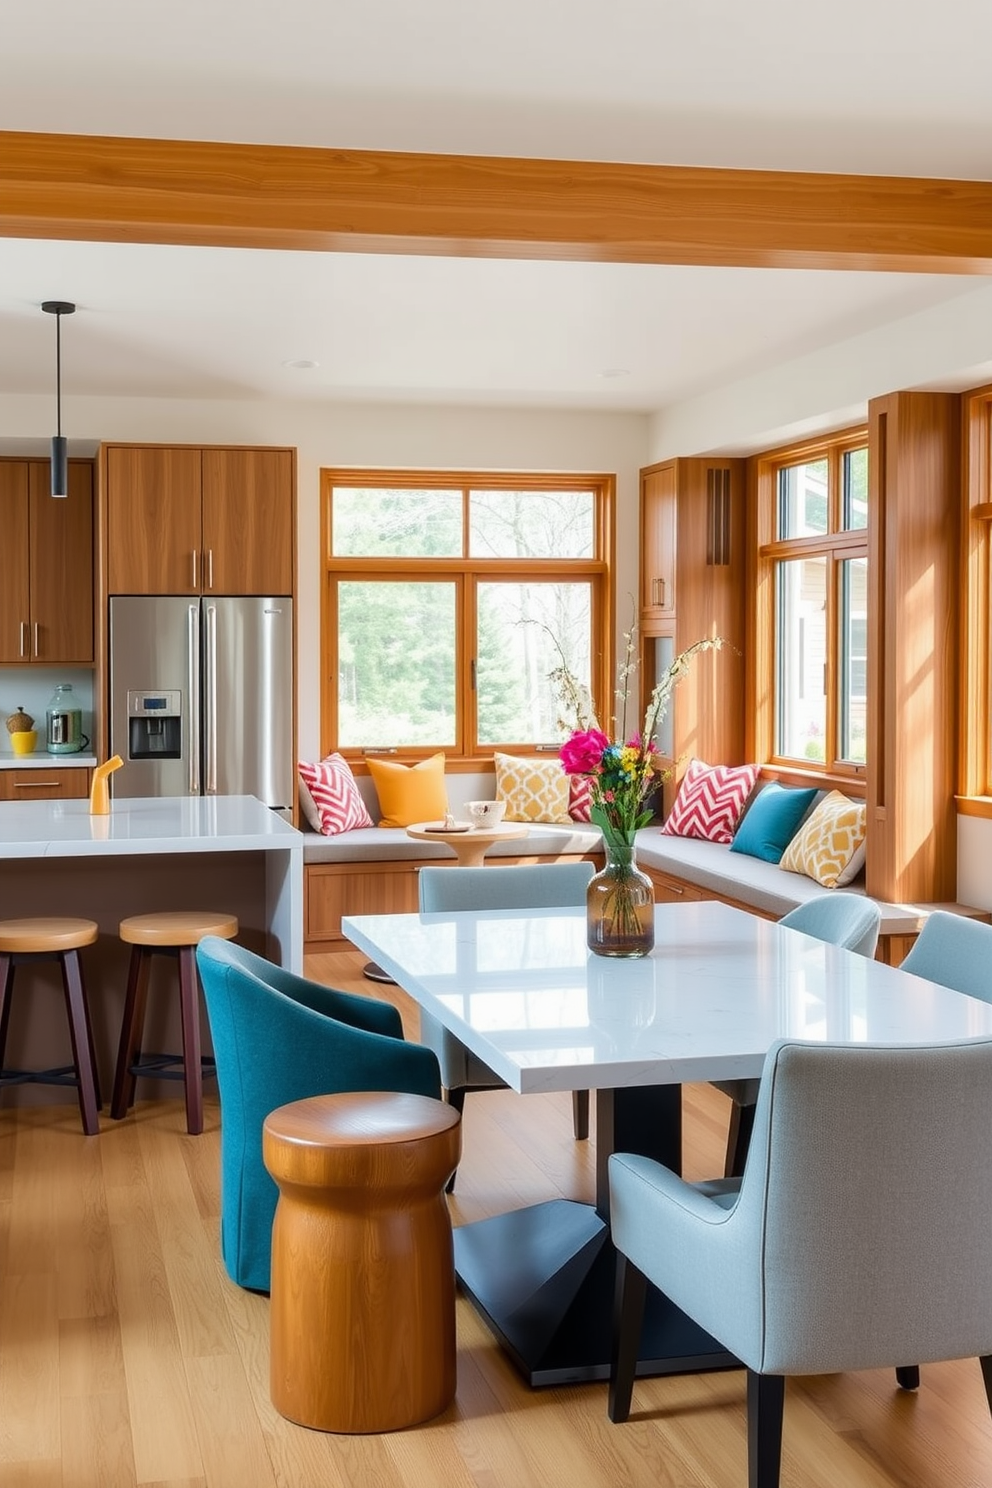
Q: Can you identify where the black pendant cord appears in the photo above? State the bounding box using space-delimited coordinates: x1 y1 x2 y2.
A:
55 309 63 439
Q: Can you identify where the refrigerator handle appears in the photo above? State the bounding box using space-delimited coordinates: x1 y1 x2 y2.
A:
205 602 218 795
188 604 201 795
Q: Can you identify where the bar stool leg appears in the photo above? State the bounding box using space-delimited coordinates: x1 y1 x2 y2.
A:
0 954 13 1069
177 946 203 1136
111 946 151 1119
60 950 100 1137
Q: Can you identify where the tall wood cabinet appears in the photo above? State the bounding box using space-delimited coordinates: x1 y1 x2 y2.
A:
0 458 94 664
639 458 747 803
103 444 295 595
866 392 961 904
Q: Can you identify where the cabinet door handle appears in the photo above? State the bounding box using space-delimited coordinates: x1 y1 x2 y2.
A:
207 548 214 590
15 781 61 789
192 549 198 590
19 621 27 658
33 622 40 657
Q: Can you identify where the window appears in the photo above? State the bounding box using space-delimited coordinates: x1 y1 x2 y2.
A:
751 430 868 775
320 471 613 760
961 384 992 804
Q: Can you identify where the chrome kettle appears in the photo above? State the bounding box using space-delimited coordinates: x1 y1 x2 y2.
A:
46 684 88 754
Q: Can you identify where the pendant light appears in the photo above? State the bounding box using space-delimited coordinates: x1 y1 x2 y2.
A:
41 300 75 499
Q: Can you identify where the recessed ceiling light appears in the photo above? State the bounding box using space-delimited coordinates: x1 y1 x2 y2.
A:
600 367 631 379
281 358 320 370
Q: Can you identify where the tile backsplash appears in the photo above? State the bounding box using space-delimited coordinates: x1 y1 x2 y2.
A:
0 668 95 747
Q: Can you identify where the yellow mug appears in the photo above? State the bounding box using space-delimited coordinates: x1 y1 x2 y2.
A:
10 730 37 756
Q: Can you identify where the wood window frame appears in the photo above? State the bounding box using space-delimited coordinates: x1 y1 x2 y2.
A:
749 427 869 786
319 467 614 771
959 384 992 816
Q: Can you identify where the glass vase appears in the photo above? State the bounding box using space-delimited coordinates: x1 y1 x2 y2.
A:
586 839 655 958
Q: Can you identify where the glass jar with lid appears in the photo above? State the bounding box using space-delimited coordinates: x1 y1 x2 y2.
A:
46 684 86 754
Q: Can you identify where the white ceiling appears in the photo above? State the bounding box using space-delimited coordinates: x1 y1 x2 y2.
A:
2 0 991 416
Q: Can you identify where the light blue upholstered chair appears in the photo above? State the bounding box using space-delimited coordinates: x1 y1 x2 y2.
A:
418 862 595 1184
714 892 882 1177
899 910 992 1000
609 1036 992 1488
195 936 441 1293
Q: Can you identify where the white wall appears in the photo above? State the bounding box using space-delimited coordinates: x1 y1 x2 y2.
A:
958 817 992 912
0 392 648 755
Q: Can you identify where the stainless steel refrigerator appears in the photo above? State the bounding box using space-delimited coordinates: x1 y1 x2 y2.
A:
109 595 294 816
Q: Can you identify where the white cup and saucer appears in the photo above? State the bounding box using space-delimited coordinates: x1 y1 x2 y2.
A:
465 799 507 829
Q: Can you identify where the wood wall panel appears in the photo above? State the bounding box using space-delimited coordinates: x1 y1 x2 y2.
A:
867 392 961 903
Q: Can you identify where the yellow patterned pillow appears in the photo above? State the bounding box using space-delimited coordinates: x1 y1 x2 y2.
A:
494 753 572 824
780 790 867 889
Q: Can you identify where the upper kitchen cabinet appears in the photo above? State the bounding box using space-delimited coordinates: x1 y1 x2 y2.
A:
103 444 295 596
640 462 677 628
0 458 94 664
201 448 295 595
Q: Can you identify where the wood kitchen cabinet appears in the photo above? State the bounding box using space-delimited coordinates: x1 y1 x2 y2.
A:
104 444 295 595
640 463 677 624
0 458 94 664
0 767 91 802
639 457 747 804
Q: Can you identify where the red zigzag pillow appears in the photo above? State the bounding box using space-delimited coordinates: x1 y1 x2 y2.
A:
661 759 759 845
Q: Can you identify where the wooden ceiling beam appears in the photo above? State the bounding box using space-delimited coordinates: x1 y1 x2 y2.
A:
3 130 992 273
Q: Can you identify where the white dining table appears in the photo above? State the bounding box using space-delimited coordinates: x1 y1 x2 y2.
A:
343 899 992 1386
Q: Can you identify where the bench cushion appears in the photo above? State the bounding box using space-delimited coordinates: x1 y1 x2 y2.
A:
303 822 603 864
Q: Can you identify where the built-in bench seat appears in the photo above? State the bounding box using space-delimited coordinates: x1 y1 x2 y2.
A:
633 828 985 962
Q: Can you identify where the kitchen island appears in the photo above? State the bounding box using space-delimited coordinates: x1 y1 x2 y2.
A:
0 794 303 1112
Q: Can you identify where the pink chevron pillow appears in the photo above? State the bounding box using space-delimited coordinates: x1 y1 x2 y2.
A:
568 774 594 822
298 754 374 836
661 759 759 844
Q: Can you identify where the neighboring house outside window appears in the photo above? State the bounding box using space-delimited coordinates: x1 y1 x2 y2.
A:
319 469 614 762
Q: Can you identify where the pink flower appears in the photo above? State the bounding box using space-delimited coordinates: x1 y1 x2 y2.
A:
560 728 610 775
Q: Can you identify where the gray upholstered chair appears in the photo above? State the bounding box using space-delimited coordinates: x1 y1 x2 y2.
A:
418 861 595 1185
899 909 992 1000
714 892 882 1177
608 1035 992 1488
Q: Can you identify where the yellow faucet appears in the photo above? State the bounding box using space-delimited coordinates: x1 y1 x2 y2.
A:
89 755 124 815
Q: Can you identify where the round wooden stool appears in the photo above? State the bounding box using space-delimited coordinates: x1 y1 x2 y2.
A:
110 911 238 1135
263 1091 462 1433
0 917 101 1135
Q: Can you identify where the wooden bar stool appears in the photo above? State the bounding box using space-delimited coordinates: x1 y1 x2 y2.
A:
110 910 237 1135
263 1091 461 1433
0 917 101 1136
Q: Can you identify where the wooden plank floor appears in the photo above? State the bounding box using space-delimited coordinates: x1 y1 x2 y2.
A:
0 947 989 1486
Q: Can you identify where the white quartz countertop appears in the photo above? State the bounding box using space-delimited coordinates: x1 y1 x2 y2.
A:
343 900 992 1094
0 752 97 768
0 794 302 858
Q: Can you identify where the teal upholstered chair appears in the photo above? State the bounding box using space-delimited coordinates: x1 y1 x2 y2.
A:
418 862 595 1180
714 892 882 1177
195 936 441 1293
900 910 992 1000
608 1036 992 1488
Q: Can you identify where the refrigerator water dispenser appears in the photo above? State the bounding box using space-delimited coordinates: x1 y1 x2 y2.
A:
127 691 182 760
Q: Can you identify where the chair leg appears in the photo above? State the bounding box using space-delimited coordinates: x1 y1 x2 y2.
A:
895 1365 920 1390
608 1254 648 1423
747 1371 785 1488
0 953 14 1069
572 1088 590 1141
111 946 151 1119
60 950 100 1137
177 946 204 1136
444 1086 467 1193
725 1097 757 1179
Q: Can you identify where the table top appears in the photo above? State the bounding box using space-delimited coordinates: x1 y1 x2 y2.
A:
343 900 992 1095
406 821 528 846
0 793 302 859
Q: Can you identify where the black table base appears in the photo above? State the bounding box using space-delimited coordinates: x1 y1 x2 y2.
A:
454 1197 739 1387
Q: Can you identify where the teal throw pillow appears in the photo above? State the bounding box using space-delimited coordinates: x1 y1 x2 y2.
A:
730 782 819 864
